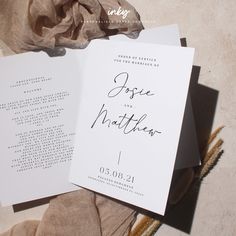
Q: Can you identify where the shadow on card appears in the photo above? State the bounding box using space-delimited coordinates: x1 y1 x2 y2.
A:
163 65 218 233
190 66 219 152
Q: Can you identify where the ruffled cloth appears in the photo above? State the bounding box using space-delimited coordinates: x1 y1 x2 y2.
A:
0 0 143 53
0 190 136 236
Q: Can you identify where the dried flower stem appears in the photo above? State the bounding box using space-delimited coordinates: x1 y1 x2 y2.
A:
198 142 223 180
129 217 156 236
207 126 224 146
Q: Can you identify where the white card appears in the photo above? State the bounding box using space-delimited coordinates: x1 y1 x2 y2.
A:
110 25 201 169
69 39 194 215
0 52 80 206
109 24 181 46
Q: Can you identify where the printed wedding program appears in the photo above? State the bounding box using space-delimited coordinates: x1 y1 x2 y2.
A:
0 52 80 206
69 40 195 215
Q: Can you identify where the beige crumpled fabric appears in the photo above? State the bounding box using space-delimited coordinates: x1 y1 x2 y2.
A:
0 0 143 53
0 190 136 236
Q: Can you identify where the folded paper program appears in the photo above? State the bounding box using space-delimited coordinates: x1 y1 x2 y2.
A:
0 0 143 53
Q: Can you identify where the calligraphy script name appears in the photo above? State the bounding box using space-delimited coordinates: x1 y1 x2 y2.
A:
91 104 161 137
90 72 161 137
108 72 155 99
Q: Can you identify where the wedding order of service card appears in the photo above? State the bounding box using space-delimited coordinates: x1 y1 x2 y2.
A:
69 40 194 215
